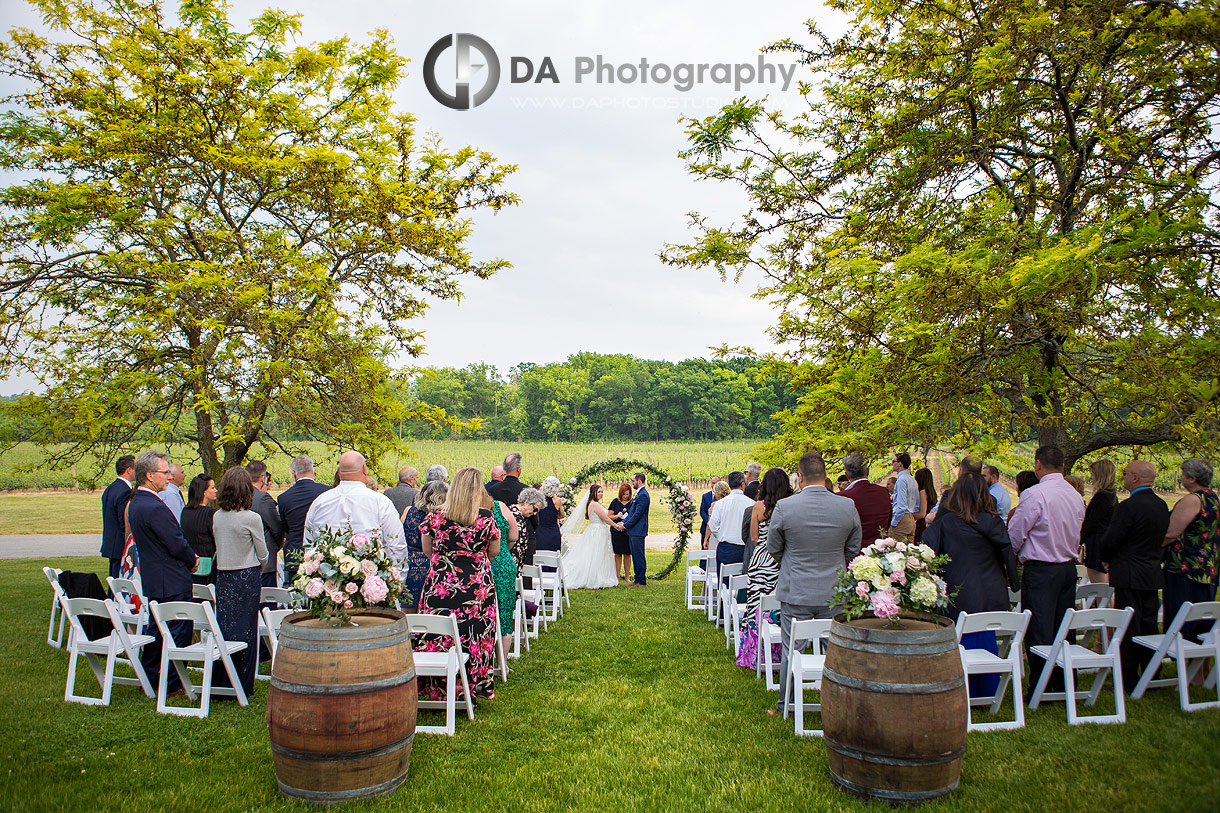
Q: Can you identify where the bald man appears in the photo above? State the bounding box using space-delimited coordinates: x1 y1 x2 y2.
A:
1099 460 1170 692
305 451 406 565
384 465 419 516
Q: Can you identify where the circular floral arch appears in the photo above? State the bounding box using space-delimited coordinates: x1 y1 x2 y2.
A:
557 458 696 579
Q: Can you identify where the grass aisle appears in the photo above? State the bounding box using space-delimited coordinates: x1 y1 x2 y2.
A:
2 554 1218 811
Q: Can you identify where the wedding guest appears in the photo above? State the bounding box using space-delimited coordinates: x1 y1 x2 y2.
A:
484 489 519 653
158 463 187 522
535 476 566 552
245 460 284 588
913 467 938 545
180 474 217 586
305 451 406 564
708 471 754 570
1065 474 1087 499
889 452 919 544
128 451 198 696
485 466 506 489
609 482 634 582
101 454 135 580
276 455 330 578
384 466 419 516
885 475 897 495
840 453 892 548
486 453 526 506
835 475 851 493
401 480 447 610
924 471 1018 695
1080 459 1118 584
738 467 792 669
418 467 501 700
510 488 545 570
767 452 861 715
789 472 800 492
1010 470 1038 524
212 466 268 695
983 465 1013 523
1008 446 1084 695
1099 460 1170 692
426 464 449 483
744 462 762 500
703 480 731 554
1162 458 1220 643
698 476 721 547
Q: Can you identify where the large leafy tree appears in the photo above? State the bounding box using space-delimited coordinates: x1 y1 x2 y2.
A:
665 0 1220 471
0 0 516 477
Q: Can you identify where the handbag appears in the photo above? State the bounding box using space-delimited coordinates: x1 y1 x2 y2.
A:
195 556 214 577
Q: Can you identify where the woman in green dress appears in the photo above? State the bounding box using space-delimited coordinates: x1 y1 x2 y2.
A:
484 490 519 655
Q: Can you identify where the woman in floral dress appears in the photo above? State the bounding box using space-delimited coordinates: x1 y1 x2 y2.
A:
400 480 447 611
417 467 501 700
1163 458 1220 643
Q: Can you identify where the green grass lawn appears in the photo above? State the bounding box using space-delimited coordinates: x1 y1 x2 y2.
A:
4 555 1219 812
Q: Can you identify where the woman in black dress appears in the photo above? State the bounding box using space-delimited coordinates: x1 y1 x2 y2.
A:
1080 459 1117 584
534 476 566 552
608 482 633 582
179 474 217 585
913 467 938 545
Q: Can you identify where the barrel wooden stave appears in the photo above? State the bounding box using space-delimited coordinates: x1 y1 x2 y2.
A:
267 609 417 804
822 612 968 804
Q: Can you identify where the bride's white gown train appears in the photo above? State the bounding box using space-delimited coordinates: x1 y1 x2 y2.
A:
560 507 619 589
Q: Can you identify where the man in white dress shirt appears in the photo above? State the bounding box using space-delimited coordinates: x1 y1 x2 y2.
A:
158 463 186 522
708 471 756 570
304 451 406 565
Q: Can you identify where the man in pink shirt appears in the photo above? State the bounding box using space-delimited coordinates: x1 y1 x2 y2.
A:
1008 445 1085 694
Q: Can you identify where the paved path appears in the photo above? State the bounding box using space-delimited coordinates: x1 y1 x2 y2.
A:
0 532 679 559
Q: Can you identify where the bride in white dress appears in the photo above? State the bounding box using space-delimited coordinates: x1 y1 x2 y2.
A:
560 484 620 589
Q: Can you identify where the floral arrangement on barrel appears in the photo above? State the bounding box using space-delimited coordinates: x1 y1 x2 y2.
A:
832 537 951 626
291 526 408 624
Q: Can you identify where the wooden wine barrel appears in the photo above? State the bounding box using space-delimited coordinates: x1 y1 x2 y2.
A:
821 611 967 804
267 609 417 804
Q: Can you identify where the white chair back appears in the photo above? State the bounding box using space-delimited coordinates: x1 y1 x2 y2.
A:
43 567 67 648
192 583 216 603
1131 601 1220 711
148 599 248 716
59 596 155 705
107 576 147 634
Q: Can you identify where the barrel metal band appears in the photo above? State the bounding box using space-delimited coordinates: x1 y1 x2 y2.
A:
281 629 413 652
827 636 951 657
278 771 410 802
825 735 965 767
271 732 414 763
270 668 416 695
823 667 964 694
830 771 959 802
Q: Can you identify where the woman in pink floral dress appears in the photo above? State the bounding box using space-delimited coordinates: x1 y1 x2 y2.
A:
417 467 501 700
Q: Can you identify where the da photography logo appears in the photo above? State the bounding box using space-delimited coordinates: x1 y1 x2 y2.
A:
424 34 500 110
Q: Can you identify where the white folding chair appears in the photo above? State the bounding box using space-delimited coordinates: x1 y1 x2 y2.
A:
510 576 527 658
254 587 295 680
493 611 509 682
259 587 293 607
43 567 67 648
1130 601 1220 711
1007 588 1022 613
404 613 475 736
533 550 567 620
783 618 833 737
1075 582 1115 649
149 599 248 717
703 553 719 622
259 607 294 673
955 610 1031 731
107 576 147 635
724 574 748 653
1029 607 1134 725
715 562 744 629
519 565 547 636
756 595 783 689
1076 564 1090 584
59 597 155 706
192 583 216 604
685 549 712 610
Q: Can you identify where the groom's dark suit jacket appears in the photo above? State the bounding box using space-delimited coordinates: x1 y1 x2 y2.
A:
622 487 650 538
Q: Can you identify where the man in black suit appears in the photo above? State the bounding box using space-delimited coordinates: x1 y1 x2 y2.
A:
277 455 331 579
744 463 761 500
246 460 285 588
486 452 527 506
1100 460 1171 692
127 450 197 695
100 454 135 579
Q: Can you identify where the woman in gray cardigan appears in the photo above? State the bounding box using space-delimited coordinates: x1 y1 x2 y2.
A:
212 466 268 695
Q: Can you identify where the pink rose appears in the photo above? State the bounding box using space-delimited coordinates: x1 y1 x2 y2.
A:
360 559 378 578
305 578 324 599
345 582 359 594
870 590 900 619
390 567 402 581
351 534 369 550
907 556 922 569
328 591 345 604
890 568 907 586
344 599 354 609
855 581 870 599
303 558 319 575
361 575 389 604
895 541 907 552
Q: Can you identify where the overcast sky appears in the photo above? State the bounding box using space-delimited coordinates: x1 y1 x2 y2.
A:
1 0 848 391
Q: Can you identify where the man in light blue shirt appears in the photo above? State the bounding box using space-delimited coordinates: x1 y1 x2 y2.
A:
158 463 186 522
984 465 1012 523
889 452 919 543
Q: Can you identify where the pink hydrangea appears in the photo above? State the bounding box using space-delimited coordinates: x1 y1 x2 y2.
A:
304 578 324 599
359 560 378 578
870 590 901 619
362 575 389 604
345 581 359 594
855 581 870 599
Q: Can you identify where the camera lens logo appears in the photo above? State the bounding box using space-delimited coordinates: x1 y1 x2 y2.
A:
424 34 500 110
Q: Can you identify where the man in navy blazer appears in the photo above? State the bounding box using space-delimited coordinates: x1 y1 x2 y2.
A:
621 472 650 586
100 455 136 579
127 450 198 695
277 455 331 579
698 476 720 547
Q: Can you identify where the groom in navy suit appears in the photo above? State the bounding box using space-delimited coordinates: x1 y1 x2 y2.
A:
621 472 650 586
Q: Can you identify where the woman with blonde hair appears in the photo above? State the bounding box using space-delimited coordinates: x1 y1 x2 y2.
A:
417 467 501 700
1081 459 1118 584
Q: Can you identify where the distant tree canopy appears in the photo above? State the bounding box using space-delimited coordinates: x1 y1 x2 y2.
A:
0 0 516 477
664 0 1220 472
397 354 796 442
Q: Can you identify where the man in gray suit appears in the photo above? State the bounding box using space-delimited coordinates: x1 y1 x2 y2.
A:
384 466 419 516
766 451 862 715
